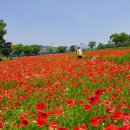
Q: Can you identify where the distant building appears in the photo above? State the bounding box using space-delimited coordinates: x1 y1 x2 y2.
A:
4 42 13 49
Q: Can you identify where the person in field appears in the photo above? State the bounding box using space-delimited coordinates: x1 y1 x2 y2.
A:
76 47 83 59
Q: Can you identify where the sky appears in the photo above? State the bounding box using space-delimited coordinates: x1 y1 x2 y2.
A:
1 0 130 47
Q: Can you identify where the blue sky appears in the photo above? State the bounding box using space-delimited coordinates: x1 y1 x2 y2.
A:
1 0 130 47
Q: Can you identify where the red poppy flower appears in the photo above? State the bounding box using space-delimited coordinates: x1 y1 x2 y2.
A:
0 95 3 101
117 104 126 109
61 89 66 95
90 117 100 126
10 102 21 108
122 119 130 129
97 116 102 123
84 104 92 111
84 89 89 95
120 125 130 130
72 82 79 88
15 102 21 107
87 96 99 105
123 113 130 120
122 97 127 102
80 124 87 130
113 93 119 99
79 100 85 105
36 102 46 111
74 124 87 130
47 110 55 115
103 115 109 120
67 99 76 107
73 126 79 130
19 94 27 101
104 100 110 107
55 108 63 115
20 119 30 128
94 88 102 96
118 87 123 93
37 119 47 127
111 110 122 120
19 114 26 120
37 112 48 120
104 124 119 130
0 120 4 129
58 126 69 130
107 106 115 114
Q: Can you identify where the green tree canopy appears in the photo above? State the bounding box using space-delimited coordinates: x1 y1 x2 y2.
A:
110 32 129 47
31 44 41 55
0 19 7 53
46 47 53 54
56 46 66 53
13 44 23 57
88 41 96 49
97 43 105 49
1 48 12 57
69 45 76 52
0 19 7 45
23 45 33 56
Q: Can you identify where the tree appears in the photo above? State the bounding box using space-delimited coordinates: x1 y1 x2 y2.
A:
0 19 7 53
31 44 41 55
0 20 7 45
110 32 129 47
128 35 130 41
88 41 96 49
1 48 12 57
23 45 33 56
1 42 13 57
127 35 130 46
56 46 66 53
110 33 119 46
97 43 105 49
46 47 53 54
69 45 76 52
105 40 115 48
13 44 23 57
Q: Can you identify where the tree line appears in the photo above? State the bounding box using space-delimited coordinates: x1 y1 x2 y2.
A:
1 19 130 58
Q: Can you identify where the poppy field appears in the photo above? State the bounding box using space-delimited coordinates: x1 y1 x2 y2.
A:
0 49 130 130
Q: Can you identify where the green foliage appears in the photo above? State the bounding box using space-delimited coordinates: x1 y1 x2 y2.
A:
97 43 105 49
106 52 130 63
69 45 76 52
56 46 66 53
31 44 41 55
1 48 12 57
12 44 41 56
110 32 129 47
88 41 96 49
0 56 10 61
0 19 7 56
23 45 33 56
46 47 53 54
0 19 7 46
13 44 23 57
104 41 115 48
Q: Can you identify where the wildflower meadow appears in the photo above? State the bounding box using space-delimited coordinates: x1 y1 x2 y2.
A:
0 49 130 130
